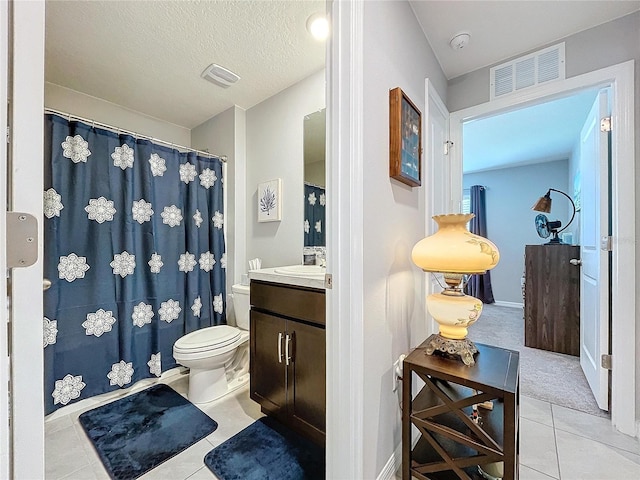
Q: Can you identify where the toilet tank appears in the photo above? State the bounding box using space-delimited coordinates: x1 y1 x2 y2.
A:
231 284 250 330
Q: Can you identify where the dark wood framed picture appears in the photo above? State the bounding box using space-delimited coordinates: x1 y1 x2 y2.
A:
389 87 422 187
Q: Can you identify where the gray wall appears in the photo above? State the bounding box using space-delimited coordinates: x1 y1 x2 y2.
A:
192 106 247 298
464 160 570 304
361 1 448 477
245 70 325 269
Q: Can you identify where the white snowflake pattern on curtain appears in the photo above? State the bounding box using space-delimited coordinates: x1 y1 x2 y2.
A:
199 252 215 272
82 309 116 337
161 205 182 227
193 209 203 228
44 114 227 415
132 199 153 224
178 252 196 273
179 162 197 184
199 168 217 188
148 253 163 273
148 153 166 176
52 374 86 405
61 135 91 163
110 251 136 277
132 302 154 328
191 297 202 317
58 254 90 282
107 361 134 387
43 317 58 348
85 196 116 223
44 188 63 219
112 144 134 170
159 299 181 323
148 353 161 377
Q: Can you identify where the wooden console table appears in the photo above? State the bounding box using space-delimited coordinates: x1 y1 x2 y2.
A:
402 341 520 480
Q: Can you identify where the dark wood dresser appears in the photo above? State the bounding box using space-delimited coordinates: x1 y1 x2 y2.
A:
524 244 580 356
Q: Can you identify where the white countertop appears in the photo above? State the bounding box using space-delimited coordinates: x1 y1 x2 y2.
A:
248 266 326 290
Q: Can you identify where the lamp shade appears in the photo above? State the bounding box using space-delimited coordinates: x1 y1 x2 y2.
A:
532 190 552 213
412 214 500 274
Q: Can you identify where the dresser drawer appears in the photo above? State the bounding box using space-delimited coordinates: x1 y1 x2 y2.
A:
250 280 325 326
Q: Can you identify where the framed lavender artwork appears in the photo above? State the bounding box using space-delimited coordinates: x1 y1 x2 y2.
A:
257 178 282 222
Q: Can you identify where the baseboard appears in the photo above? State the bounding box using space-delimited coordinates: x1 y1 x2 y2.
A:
376 441 402 480
493 301 523 309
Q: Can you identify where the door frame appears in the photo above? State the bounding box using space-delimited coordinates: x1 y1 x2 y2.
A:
448 60 635 436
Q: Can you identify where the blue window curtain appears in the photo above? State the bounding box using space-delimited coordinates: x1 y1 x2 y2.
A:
304 183 326 247
465 185 496 304
43 114 226 414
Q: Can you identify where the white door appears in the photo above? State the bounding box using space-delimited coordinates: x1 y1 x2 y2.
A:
5 1 46 477
424 80 450 336
579 89 610 411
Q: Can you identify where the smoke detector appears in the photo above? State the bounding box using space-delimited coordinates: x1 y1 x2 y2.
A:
201 63 240 88
449 32 471 51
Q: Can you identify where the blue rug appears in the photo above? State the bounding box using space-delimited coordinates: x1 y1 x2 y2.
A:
79 384 218 480
204 417 325 480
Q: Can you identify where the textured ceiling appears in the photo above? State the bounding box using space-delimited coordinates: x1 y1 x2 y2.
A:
410 0 640 79
45 0 326 129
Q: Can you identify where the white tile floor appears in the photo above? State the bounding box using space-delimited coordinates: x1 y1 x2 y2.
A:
46 374 640 480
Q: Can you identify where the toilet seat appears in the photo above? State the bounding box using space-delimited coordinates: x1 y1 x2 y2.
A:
174 325 241 355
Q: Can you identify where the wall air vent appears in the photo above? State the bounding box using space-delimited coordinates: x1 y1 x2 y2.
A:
490 43 565 100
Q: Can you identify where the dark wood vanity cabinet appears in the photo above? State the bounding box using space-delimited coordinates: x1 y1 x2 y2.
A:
249 280 326 446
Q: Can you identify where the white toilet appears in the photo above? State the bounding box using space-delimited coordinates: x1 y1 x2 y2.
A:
173 284 250 404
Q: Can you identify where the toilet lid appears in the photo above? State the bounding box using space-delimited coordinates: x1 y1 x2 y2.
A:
174 325 241 352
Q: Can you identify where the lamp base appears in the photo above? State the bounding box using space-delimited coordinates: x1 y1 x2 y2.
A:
424 333 479 366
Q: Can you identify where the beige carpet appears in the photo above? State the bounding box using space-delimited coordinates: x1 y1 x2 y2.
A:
467 303 609 418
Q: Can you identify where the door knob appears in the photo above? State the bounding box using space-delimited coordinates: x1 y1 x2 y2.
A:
43 278 52 291
569 259 582 266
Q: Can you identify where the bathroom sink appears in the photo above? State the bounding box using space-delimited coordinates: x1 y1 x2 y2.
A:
274 265 326 277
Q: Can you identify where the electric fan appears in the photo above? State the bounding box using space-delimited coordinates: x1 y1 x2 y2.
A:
534 214 562 244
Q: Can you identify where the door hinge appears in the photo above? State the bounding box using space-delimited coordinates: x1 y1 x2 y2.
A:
324 273 332 289
444 140 454 155
6 212 38 268
600 235 613 252
601 354 612 370
600 117 612 132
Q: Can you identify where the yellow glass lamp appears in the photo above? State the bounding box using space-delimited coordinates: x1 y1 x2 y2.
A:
412 213 500 365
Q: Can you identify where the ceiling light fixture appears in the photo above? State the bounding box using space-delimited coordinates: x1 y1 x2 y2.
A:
449 32 471 51
306 12 329 41
201 63 240 88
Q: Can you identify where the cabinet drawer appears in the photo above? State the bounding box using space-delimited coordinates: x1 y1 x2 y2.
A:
250 280 325 326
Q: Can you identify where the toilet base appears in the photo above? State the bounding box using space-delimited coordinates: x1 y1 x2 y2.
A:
187 367 249 404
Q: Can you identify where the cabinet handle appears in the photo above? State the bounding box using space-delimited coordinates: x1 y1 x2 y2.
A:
278 332 284 364
285 333 292 366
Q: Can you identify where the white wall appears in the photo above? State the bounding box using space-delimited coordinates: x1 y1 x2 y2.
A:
192 106 247 302
361 1 447 477
45 82 191 145
464 160 570 304
245 69 325 268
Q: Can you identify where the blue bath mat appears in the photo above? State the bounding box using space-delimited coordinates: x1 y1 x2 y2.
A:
79 383 218 480
204 416 325 480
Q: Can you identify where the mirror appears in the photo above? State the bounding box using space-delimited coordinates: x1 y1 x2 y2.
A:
303 108 326 249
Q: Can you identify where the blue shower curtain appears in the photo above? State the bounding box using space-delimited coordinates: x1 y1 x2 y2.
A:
304 183 326 247
43 114 226 414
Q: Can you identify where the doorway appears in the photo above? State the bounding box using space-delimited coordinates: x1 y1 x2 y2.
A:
447 61 636 436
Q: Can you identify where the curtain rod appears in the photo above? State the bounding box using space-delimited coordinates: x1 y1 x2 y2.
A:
44 108 227 162
304 181 326 189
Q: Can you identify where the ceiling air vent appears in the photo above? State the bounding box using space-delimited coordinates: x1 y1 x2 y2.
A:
490 43 565 100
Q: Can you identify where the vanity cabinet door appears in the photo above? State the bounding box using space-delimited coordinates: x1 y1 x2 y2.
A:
287 319 326 446
250 310 287 415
